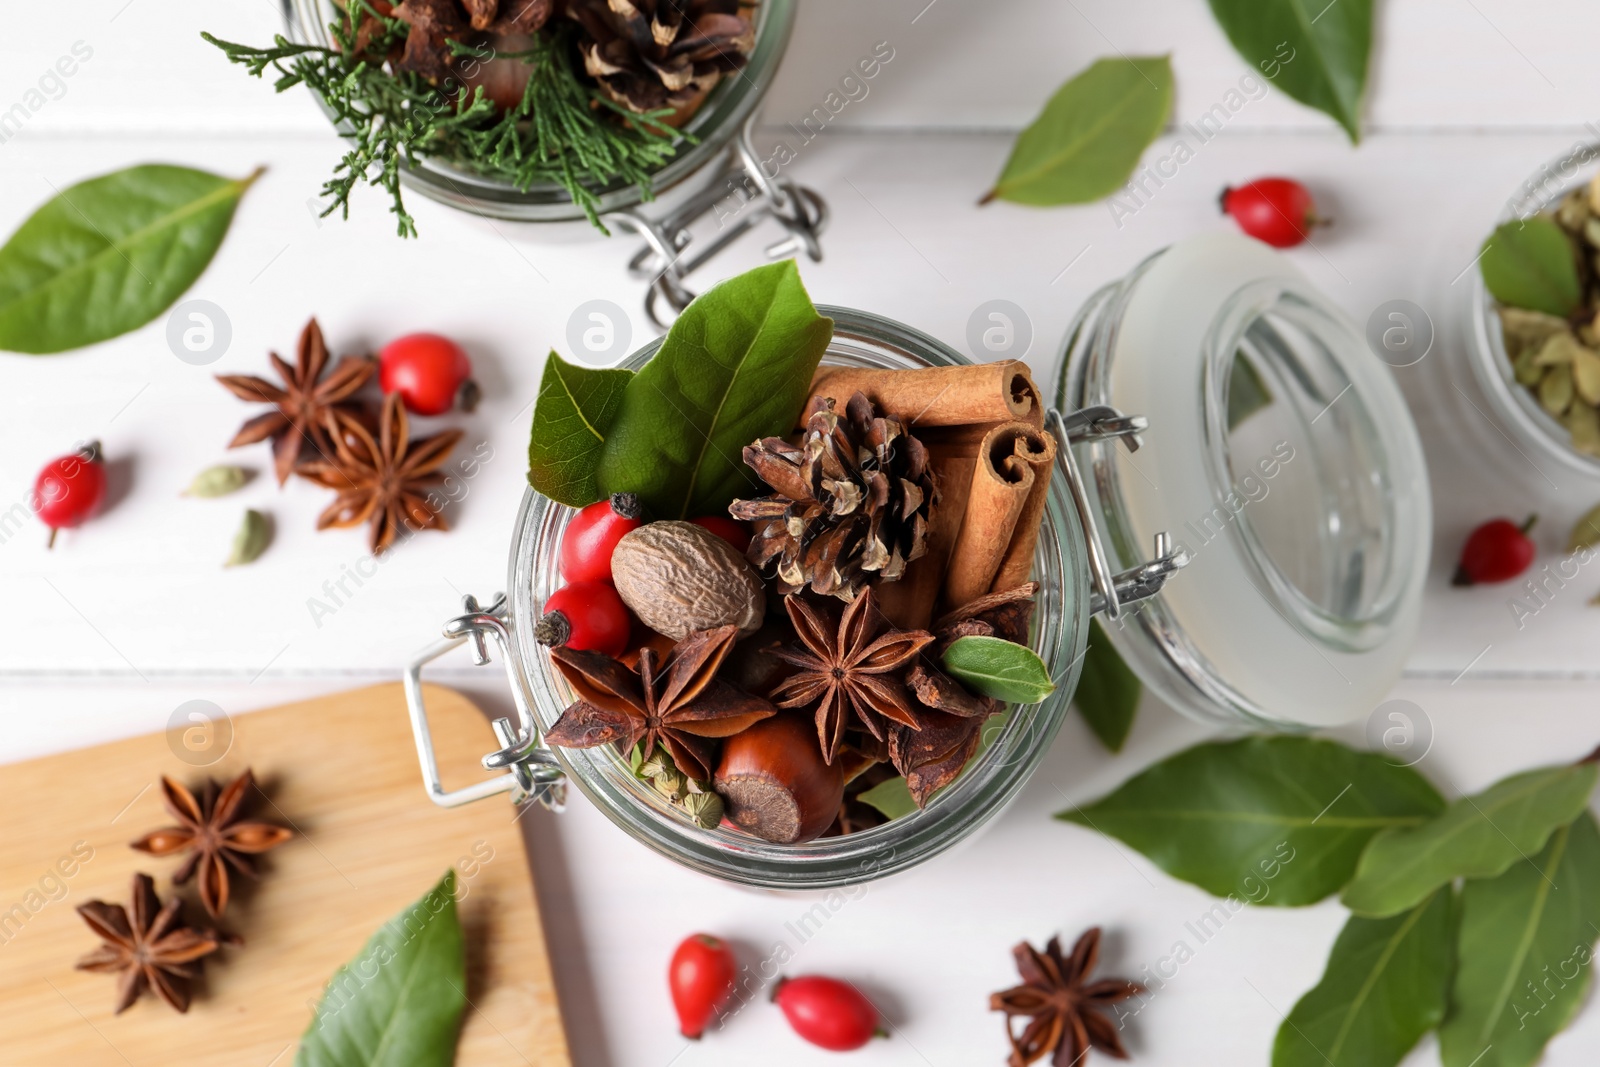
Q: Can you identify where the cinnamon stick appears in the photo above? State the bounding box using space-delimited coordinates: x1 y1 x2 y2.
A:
877 448 973 631
990 431 1057 593
806 362 1044 430
943 423 1054 610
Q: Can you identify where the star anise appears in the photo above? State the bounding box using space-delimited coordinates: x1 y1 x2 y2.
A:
295 392 464 554
766 588 938 764
545 625 776 782
216 318 375 487
130 769 293 920
990 928 1145 1067
75 873 222 1014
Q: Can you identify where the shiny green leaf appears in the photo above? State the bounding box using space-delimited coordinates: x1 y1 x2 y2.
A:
1206 0 1372 142
295 870 466 1067
595 260 832 518
1274 888 1455 1067
0 164 256 354
1057 737 1445 905
525 350 632 508
1342 762 1598 918
982 56 1172 206
1074 620 1139 752
941 636 1056 705
1439 813 1600 1067
1480 217 1582 318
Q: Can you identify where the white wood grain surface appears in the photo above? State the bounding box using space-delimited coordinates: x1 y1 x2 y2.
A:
4 2 1600 1065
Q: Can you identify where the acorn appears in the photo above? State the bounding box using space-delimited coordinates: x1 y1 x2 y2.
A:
714 713 845 845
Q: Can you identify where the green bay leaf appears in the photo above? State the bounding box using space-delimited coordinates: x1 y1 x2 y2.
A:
1274 888 1455 1067
595 260 832 519
0 164 257 354
1073 620 1140 752
1057 737 1445 905
857 776 918 821
941 635 1056 704
525 350 633 508
1206 0 1373 142
296 870 466 1067
1342 762 1598 918
1480 217 1583 318
983 56 1172 207
1439 813 1600 1067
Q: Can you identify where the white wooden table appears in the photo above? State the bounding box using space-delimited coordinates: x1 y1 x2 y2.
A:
5 2 1600 1064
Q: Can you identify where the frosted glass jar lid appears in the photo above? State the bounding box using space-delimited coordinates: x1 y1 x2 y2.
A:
1055 234 1432 729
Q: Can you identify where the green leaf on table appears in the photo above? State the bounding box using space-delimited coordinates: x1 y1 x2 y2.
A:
595 260 833 519
1342 761 1598 918
1480 217 1583 318
1057 737 1445 905
295 870 466 1067
857 776 918 821
1228 356 1274 430
1438 812 1600 1067
1273 888 1455 1067
941 636 1056 704
526 350 633 507
981 56 1173 207
1206 0 1372 142
0 164 257 354
1074 620 1140 752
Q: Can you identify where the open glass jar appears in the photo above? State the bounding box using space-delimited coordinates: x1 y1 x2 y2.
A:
403 234 1433 889
280 0 824 323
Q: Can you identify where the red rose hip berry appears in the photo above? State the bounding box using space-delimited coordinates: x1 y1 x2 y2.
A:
35 441 107 548
535 580 631 657
668 933 737 1039
560 493 644 582
1220 178 1325 248
773 975 886 1051
690 515 751 553
1453 515 1537 586
379 333 475 416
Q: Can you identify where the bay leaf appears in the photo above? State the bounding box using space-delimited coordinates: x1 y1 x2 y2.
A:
0 164 258 354
1273 888 1455 1067
1206 0 1373 142
183 464 251 498
941 635 1056 705
1342 761 1598 918
295 870 466 1067
857 776 918 821
1073 620 1139 752
981 56 1172 207
1438 813 1600 1067
1480 217 1582 319
225 509 271 567
1057 737 1444 905
595 260 833 519
525 349 633 508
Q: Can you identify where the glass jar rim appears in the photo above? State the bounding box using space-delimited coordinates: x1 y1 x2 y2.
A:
503 307 1090 889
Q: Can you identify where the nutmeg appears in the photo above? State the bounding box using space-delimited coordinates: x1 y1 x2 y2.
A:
611 521 766 640
714 713 844 845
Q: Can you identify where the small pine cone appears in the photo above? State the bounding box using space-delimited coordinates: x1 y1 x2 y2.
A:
731 392 938 601
562 0 755 114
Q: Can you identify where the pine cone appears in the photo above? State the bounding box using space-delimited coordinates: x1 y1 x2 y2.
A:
563 0 754 114
732 392 937 601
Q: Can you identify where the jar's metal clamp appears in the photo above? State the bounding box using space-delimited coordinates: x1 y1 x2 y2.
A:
612 114 828 329
1048 406 1190 619
403 593 568 811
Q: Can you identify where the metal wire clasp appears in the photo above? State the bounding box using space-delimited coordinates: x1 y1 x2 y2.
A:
612 113 828 329
1047 407 1190 619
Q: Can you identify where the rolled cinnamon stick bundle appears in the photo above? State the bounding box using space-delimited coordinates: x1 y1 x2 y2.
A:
806 362 1044 430
943 424 1054 609
990 431 1057 593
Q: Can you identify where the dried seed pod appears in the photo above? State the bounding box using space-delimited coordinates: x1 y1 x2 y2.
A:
714 713 844 844
610 521 765 640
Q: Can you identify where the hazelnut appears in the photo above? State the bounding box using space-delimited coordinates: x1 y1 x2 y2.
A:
611 521 765 640
714 713 844 845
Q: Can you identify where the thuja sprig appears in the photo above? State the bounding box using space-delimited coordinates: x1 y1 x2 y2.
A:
200 8 688 236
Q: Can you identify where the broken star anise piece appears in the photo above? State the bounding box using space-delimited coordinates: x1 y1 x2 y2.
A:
75 873 222 1014
766 588 938 764
130 769 293 920
296 392 464 554
215 317 375 487
990 928 1145 1067
545 625 776 783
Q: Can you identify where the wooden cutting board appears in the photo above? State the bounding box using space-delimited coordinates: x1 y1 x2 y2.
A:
0 684 571 1067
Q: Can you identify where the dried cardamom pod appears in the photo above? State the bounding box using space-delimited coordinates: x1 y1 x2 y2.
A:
1556 187 1590 232
1567 504 1600 553
183 464 251 498
1574 347 1600 406
1541 363 1575 416
682 791 724 830
1500 307 1569 360
226 509 271 567
1568 403 1600 458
